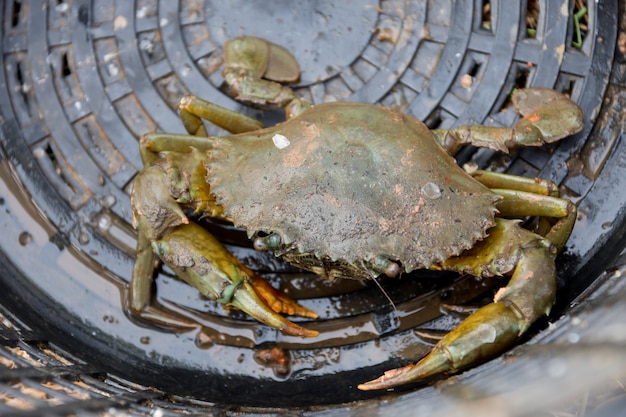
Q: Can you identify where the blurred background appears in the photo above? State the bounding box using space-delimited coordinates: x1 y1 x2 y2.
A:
1 1 625 416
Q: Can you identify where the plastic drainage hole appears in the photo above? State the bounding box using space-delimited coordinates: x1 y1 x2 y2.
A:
513 66 530 90
468 61 482 78
33 142 80 205
61 52 72 78
571 0 588 49
14 61 32 115
10 0 21 27
43 143 61 172
497 66 531 113
424 109 443 130
559 77 577 98
479 0 493 33
525 0 540 39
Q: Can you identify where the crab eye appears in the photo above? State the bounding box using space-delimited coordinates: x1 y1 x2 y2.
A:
253 232 282 251
373 255 401 278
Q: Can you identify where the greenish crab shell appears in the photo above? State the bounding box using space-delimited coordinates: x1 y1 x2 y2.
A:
205 102 501 280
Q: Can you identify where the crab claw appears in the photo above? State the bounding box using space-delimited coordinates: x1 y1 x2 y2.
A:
359 229 557 391
229 280 318 338
222 36 299 108
358 303 521 390
153 222 318 338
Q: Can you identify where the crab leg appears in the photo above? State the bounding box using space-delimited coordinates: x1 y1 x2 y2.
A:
130 163 203 329
222 36 299 108
433 87 583 154
468 169 577 242
493 189 576 248
179 95 264 135
469 169 577 251
129 230 156 312
467 169 560 197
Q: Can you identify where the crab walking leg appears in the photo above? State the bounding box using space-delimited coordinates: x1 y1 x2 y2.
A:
468 169 561 197
491 189 577 251
129 164 204 328
129 227 203 329
469 169 577 242
130 139 168 314
129 230 156 312
179 95 264 136
358 220 556 390
142 132 216 153
433 88 583 154
130 132 198 314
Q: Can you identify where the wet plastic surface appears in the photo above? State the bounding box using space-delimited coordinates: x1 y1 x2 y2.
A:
1 0 626 414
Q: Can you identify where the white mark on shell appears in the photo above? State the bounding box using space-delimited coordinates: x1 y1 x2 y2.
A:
422 182 441 199
272 134 291 149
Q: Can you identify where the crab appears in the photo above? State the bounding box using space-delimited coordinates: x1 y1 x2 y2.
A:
129 36 584 391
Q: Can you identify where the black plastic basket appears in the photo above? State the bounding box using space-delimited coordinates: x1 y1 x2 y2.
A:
1 1 626 415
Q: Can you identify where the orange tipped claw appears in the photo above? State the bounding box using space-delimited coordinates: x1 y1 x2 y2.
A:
230 280 318 338
358 302 524 390
149 222 318 338
248 274 319 319
358 349 450 391
357 365 417 391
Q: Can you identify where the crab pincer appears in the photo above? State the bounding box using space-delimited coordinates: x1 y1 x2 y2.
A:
152 222 318 338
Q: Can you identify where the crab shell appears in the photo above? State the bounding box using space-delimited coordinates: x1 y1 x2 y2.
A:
206 102 500 278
